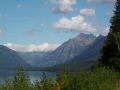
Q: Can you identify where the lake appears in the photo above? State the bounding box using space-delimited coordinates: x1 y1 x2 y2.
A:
0 70 57 84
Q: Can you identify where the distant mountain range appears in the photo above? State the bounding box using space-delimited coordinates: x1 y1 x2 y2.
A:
0 33 106 70
68 35 106 63
0 45 30 69
36 33 97 67
18 51 51 66
49 35 106 71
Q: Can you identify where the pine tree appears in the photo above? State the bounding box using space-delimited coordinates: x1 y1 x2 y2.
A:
13 67 32 90
35 72 54 90
100 0 120 71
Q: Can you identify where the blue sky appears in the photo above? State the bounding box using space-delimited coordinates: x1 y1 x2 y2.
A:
0 0 115 52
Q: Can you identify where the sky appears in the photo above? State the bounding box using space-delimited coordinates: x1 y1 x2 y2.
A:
0 0 115 52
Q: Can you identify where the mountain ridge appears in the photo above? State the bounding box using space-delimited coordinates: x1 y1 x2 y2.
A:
0 45 30 69
36 33 96 67
48 35 106 71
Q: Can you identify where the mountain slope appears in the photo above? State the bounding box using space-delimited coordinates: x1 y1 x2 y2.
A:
18 51 51 66
37 33 96 67
0 45 30 68
68 35 106 63
49 35 106 71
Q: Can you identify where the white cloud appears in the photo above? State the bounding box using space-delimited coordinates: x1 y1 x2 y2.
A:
41 23 44 27
17 3 31 8
102 27 110 36
50 0 77 13
26 28 42 36
17 4 24 8
106 12 114 17
0 14 9 20
53 15 96 32
80 8 96 16
0 29 3 35
87 0 115 4
4 43 60 52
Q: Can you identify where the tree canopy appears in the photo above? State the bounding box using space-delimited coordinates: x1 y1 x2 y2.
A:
100 0 120 71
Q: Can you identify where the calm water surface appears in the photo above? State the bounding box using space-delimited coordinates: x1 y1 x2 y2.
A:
0 70 57 84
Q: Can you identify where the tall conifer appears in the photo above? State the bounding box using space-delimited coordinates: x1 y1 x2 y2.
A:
100 0 120 71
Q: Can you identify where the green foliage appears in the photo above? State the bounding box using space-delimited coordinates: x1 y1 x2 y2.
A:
0 80 13 90
0 67 34 90
57 71 70 90
57 67 120 90
13 67 33 90
0 67 120 90
100 0 120 71
35 72 55 90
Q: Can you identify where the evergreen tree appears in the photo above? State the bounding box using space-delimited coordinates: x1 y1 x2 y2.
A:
13 67 32 90
100 0 120 71
35 72 54 90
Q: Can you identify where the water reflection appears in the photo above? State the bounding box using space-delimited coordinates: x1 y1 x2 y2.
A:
0 70 56 84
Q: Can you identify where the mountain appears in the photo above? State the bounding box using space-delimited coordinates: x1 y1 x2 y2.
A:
0 45 30 69
49 35 106 71
68 35 106 63
37 33 96 67
18 51 51 66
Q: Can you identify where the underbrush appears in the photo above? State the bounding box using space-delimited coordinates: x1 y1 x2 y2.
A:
0 67 119 90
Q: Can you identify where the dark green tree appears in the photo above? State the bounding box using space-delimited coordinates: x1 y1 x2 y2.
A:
35 72 54 90
100 0 120 71
13 67 32 90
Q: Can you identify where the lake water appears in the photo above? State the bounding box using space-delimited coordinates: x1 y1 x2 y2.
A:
0 70 57 84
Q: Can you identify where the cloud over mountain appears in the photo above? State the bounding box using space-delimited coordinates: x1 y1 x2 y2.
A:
4 43 60 52
102 27 110 36
53 15 96 32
